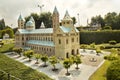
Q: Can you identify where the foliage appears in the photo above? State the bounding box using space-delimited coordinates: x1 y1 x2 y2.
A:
103 26 112 30
90 12 120 30
89 60 111 80
0 19 5 30
71 17 76 25
80 30 120 44
109 40 117 45
0 27 14 38
0 43 14 53
25 12 52 29
96 47 101 55
0 54 52 80
13 48 23 57
49 56 59 71
104 48 118 61
24 50 34 61
34 53 41 64
63 58 73 75
73 55 82 69
90 15 105 29
90 43 96 49
107 60 120 80
41 55 49 67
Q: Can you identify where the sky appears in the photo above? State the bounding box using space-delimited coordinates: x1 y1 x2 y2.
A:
0 0 120 28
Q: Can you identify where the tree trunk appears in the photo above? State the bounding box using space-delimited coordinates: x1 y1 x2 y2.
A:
76 64 79 69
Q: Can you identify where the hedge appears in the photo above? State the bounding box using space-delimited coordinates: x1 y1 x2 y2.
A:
80 30 120 44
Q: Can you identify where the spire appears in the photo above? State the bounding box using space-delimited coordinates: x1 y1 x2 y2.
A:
30 16 35 22
40 22 45 29
18 14 24 21
63 10 72 21
53 6 59 14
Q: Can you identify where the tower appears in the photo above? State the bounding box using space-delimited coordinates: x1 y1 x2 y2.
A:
18 14 25 29
61 10 73 27
52 6 59 33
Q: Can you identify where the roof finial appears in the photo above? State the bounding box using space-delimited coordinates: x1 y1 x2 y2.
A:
53 6 59 14
40 22 45 29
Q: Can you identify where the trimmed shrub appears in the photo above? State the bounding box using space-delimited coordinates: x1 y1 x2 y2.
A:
80 30 120 44
109 40 117 45
107 60 120 80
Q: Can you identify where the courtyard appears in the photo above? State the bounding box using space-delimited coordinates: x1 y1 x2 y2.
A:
5 49 110 80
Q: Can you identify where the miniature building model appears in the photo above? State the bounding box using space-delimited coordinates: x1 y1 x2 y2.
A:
15 7 80 58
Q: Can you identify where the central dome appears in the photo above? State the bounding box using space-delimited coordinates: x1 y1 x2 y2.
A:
26 20 34 27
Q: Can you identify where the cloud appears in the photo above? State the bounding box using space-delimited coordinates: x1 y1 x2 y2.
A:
0 0 120 28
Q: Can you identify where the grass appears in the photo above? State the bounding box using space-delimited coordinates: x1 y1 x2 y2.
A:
0 54 52 80
0 43 14 53
0 43 53 80
89 60 111 80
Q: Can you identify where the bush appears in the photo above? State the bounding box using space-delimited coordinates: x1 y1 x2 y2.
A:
80 30 120 44
107 60 120 80
109 40 117 45
0 42 4 45
104 55 118 61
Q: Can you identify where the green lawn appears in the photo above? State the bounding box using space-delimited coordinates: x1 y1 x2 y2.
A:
0 44 53 80
89 60 111 80
0 43 14 53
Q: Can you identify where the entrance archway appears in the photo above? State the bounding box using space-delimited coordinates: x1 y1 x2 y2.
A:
77 49 79 54
71 49 75 55
66 52 69 58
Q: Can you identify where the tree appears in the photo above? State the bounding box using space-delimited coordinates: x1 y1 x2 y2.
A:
34 54 41 64
13 48 23 57
107 60 120 80
90 43 96 49
103 26 112 30
49 56 59 71
25 12 52 29
41 55 48 67
74 55 82 69
63 58 73 76
81 44 87 52
90 15 105 29
96 47 101 55
104 12 118 29
0 19 5 30
71 17 76 25
24 50 34 61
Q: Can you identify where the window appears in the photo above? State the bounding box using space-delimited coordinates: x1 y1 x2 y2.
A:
72 38 74 42
77 37 78 42
22 37 24 40
66 39 68 44
67 22 69 24
59 39 61 44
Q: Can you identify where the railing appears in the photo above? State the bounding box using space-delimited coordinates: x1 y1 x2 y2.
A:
0 70 21 80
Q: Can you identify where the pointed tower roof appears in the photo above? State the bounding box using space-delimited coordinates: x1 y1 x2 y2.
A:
63 10 72 21
53 6 59 14
18 14 24 21
40 22 45 29
30 16 35 22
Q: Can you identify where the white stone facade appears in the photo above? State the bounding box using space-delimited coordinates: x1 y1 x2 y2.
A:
15 7 80 58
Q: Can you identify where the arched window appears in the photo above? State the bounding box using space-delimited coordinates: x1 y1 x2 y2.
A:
72 38 74 42
71 49 75 55
77 49 79 54
66 53 69 58
59 39 61 44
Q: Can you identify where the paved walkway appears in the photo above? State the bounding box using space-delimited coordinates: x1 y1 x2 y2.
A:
5 49 109 80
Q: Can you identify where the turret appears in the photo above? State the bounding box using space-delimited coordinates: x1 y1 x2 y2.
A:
40 22 45 29
52 6 59 33
25 16 35 30
18 14 25 29
61 10 73 27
